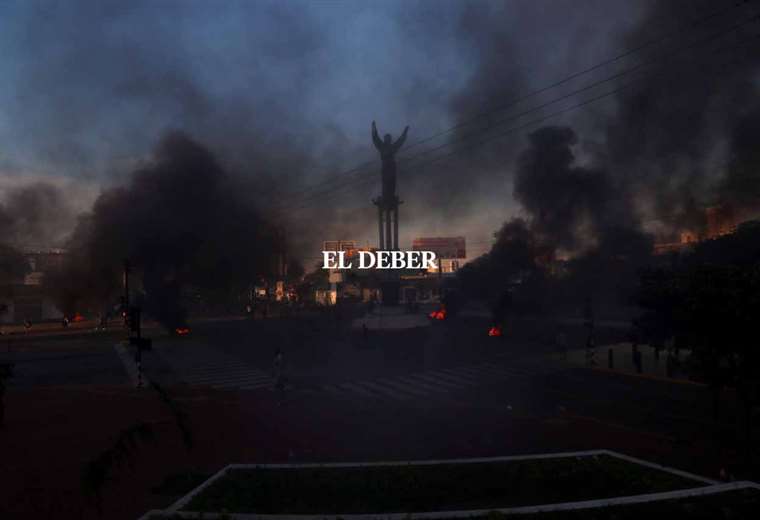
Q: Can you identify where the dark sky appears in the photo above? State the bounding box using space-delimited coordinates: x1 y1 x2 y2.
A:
1 0 757 260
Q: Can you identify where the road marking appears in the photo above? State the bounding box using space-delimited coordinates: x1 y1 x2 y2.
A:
338 381 382 398
437 369 481 383
186 373 270 385
477 364 531 378
237 380 274 390
293 361 557 405
400 373 462 389
381 378 434 396
358 380 413 400
394 375 450 393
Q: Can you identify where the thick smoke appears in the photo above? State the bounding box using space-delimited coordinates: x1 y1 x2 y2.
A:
1 1 757 264
0 243 28 289
720 105 760 212
0 182 74 293
0 182 76 247
52 132 290 328
462 0 759 256
603 0 760 233
514 126 638 253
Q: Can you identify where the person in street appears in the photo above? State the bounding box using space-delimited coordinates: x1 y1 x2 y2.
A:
99 312 108 331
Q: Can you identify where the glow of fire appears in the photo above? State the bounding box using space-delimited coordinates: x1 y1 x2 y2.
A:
175 327 191 336
488 325 503 337
429 306 447 320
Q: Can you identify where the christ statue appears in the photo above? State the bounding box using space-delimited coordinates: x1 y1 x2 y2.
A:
372 120 409 201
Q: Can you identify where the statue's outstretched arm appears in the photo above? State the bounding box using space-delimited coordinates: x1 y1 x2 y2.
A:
393 125 409 152
372 121 383 151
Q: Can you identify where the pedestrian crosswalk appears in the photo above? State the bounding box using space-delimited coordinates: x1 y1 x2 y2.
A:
179 362 273 390
156 340 560 401
158 346 274 391
298 360 559 404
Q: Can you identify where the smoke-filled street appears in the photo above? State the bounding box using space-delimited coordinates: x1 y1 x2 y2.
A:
2 307 753 519
3 0 760 518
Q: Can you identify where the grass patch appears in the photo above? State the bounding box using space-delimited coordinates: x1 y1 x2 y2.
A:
182 455 704 514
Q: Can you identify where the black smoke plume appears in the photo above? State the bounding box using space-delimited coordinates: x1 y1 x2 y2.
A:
514 126 639 253
604 0 760 231
720 105 760 213
51 132 290 329
1 182 74 294
0 182 76 247
458 0 759 315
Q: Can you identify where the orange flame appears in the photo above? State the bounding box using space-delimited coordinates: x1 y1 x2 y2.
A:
72 313 85 322
488 325 503 337
429 306 447 320
175 327 191 336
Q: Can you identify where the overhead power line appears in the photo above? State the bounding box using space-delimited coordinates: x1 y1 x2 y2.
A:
271 13 760 219
266 0 756 213
279 29 760 222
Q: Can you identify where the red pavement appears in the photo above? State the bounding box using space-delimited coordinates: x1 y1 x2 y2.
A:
0 380 728 520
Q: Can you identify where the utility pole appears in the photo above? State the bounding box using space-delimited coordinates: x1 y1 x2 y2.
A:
122 259 151 387
131 306 143 388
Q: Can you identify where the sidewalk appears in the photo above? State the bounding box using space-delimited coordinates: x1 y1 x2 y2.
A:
564 342 692 382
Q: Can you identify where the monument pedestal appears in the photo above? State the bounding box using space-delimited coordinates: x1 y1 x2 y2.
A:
380 278 400 306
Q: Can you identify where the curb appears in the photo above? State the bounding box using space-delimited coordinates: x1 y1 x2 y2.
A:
114 342 141 387
586 365 707 387
141 481 760 519
140 449 740 519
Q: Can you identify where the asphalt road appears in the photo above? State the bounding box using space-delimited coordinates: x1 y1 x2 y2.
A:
3 306 758 520
2 305 753 472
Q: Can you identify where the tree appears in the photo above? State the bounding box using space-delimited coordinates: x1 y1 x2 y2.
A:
637 263 760 464
0 363 13 428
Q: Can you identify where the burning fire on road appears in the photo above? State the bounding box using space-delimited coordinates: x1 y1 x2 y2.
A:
429 306 447 320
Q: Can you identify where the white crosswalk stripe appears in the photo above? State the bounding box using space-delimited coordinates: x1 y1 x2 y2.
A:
411 373 465 390
304 360 560 404
337 381 379 398
157 346 274 390
180 364 273 389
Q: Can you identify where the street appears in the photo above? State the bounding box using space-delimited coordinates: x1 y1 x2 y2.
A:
1 305 755 519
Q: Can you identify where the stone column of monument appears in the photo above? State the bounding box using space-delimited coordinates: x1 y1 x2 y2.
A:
371 120 407 252
377 203 385 249
393 206 399 250
371 121 408 304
